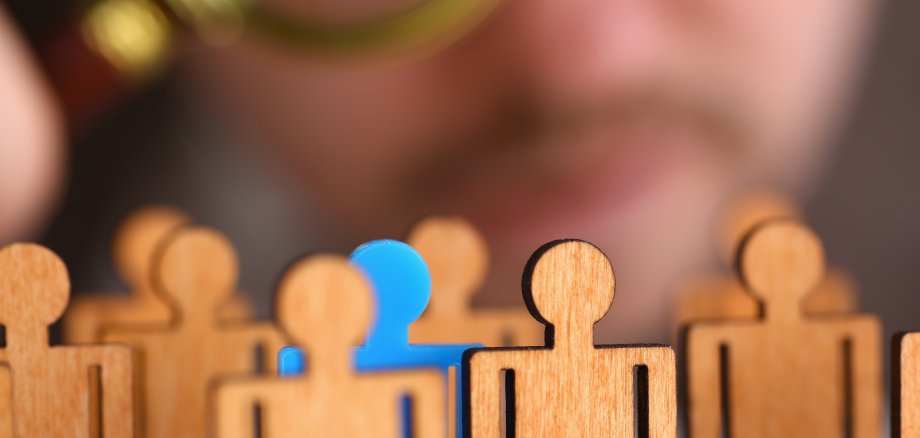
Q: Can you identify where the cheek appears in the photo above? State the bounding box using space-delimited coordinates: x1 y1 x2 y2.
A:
707 0 873 180
188 42 457 203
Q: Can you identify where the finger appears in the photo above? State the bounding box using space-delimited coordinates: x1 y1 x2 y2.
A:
0 6 65 243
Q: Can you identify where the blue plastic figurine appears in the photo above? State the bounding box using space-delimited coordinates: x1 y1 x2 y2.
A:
278 239 482 437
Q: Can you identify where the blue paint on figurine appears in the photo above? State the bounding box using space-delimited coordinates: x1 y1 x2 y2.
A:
278 239 481 437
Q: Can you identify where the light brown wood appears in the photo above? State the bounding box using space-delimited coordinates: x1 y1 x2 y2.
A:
0 243 134 437
0 365 10 438
102 226 286 438
464 240 677 437
675 269 858 326
63 206 252 344
213 255 446 438
683 220 881 438
675 191 857 328
407 216 543 347
894 332 920 438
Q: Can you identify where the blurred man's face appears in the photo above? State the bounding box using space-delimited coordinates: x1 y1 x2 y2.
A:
193 0 876 339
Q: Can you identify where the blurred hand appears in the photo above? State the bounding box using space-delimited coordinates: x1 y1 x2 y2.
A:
0 6 64 243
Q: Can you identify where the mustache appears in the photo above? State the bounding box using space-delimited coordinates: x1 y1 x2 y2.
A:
521 82 747 147
401 78 751 202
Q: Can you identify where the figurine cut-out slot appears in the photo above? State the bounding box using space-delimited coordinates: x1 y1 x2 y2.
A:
682 219 881 437
278 240 482 437
0 243 134 437
214 255 447 437
675 191 858 329
63 206 252 344
101 226 286 438
463 239 677 437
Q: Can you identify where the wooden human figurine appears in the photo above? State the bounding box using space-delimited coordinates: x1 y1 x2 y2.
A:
407 216 543 346
894 332 920 438
214 255 447 438
102 226 286 438
63 206 251 343
683 220 881 437
463 239 677 437
0 243 134 437
675 190 857 328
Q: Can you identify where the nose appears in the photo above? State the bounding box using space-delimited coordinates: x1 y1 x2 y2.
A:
500 0 675 107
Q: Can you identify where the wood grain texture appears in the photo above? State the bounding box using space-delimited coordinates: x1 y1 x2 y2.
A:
63 206 252 344
464 240 676 437
894 332 920 438
0 365 10 438
683 220 881 438
675 191 857 329
0 243 134 437
408 216 543 347
213 255 446 438
102 226 286 438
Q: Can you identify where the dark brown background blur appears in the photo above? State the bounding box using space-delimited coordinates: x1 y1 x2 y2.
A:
3 0 920 346
807 0 920 343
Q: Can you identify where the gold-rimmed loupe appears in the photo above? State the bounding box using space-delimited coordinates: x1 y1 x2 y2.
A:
166 0 501 53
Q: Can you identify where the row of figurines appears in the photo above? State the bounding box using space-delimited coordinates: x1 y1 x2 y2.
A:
0 205 912 437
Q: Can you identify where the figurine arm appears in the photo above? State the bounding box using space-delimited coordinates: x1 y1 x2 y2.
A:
100 325 154 347
213 380 261 438
219 294 254 321
96 345 134 438
231 323 288 373
406 371 447 438
684 326 730 438
839 317 883 438
0 363 11 437
641 346 677 438
465 349 511 438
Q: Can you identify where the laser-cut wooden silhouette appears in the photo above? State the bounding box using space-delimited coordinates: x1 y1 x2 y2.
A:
63 206 252 344
102 226 286 438
894 332 920 438
408 216 542 346
675 191 857 328
683 220 881 437
0 243 134 437
214 255 447 438
463 239 677 437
